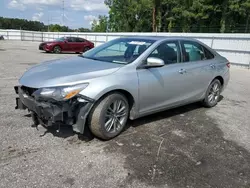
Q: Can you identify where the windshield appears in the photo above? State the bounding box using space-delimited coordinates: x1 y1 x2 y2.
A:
82 38 155 64
55 37 65 42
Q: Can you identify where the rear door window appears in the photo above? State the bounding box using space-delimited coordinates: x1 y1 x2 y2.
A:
67 37 77 42
181 41 214 62
181 41 206 62
76 38 85 42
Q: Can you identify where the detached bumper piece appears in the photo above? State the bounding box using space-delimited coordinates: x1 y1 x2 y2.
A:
14 86 95 134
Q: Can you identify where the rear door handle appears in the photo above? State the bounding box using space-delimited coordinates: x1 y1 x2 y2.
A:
179 69 187 74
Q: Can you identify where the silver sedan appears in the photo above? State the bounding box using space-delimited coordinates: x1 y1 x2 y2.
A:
15 36 230 140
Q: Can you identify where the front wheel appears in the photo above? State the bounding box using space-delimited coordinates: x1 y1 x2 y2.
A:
202 79 222 108
88 93 129 140
53 46 61 54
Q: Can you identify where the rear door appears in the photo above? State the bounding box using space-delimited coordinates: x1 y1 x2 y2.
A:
76 38 87 52
178 40 216 101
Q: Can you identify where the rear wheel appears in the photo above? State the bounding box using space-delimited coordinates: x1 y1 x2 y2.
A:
53 46 61 54
202 79 222 107
83 47 90 52
88 93 129 140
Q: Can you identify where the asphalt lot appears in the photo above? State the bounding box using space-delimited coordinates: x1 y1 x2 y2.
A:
0 41 250 188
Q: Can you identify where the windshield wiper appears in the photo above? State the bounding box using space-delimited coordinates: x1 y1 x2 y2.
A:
80 56 99 61
80 56 127 64
112 60 128 64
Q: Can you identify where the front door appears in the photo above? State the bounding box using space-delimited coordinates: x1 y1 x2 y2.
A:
137 40 188 114
62 37 71 51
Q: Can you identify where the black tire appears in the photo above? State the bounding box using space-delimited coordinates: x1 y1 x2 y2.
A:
88 93 129 140
83 47 90 52
202 79 222 108
53 46 61 53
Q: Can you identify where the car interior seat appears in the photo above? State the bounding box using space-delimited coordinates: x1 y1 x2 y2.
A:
124 45 136 60
138 45 147 55
157 44 177 64
189 46 202 61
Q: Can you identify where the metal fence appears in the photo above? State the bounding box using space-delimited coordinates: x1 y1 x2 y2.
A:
0 29 250 68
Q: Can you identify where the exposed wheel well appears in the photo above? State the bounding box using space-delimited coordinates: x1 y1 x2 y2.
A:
53 45 61 51
98 89 135 109
214 76 224 86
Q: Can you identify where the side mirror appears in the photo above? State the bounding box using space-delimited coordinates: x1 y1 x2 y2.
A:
145 57 165 68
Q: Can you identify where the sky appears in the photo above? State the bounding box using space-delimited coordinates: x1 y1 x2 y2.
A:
0 0 109 29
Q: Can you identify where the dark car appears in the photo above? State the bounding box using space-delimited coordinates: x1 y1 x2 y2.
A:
39 37 94 53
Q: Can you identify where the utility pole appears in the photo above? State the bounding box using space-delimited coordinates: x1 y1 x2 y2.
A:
62 0 65 26
152 0 160 32
152 7 156 32
47 14 50 32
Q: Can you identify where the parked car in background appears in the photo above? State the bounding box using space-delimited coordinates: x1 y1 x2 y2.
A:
0 35 4 40
15 36 230 140
39 37 94 53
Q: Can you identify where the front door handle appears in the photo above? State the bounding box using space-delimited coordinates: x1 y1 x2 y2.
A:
179 69 187 74
210 64 216 69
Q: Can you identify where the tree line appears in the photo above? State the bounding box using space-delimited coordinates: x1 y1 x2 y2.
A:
92 0 250 33
0 17 90 32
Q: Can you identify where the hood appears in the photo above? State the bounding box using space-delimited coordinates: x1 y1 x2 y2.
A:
19 56 122 88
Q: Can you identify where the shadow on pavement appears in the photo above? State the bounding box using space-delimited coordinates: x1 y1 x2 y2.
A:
104 98 250 188
128 102 202 129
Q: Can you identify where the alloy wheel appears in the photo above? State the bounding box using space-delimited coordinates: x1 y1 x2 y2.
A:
104 100 127 134
54 46 61 53
208 82 221 105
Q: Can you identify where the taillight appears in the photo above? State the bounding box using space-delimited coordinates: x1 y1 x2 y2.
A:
226 62 230 68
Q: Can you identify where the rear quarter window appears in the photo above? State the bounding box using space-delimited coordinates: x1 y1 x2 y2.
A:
203 47 215 60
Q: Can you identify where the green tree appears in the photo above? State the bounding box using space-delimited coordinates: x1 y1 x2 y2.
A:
105 0 152 32
242 0 250 32
0 17 90 32
91 15 109 32
101 0 250 33
78 27 91 32
1 0 250 34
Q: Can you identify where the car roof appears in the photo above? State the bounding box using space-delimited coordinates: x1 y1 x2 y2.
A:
121 36 200 42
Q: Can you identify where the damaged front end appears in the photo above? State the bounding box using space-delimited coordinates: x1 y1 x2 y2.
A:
14 85 95 134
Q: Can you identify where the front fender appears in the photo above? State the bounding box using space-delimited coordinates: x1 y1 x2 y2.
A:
79 70 140 118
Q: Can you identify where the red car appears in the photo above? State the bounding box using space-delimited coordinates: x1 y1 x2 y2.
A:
39 37 94 53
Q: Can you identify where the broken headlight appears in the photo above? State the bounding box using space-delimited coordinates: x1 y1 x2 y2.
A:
33 83 89 101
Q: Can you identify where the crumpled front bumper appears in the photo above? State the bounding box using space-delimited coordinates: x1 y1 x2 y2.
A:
14 86 95 134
